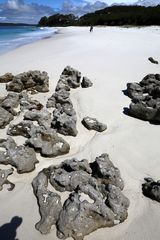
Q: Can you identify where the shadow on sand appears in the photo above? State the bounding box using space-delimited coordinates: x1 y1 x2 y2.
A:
0 216 22 240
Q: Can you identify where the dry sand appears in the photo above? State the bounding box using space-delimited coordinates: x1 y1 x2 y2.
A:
0 26 160 240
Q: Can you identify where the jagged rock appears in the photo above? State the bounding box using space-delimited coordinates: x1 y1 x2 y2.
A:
0 107 14 128
125 74 160 123
142 178 160 202
32 154 129 239
24 109 51 128
32 171 62 234
46 89 71 109
0 73 14 83
19 92 43 111
26 128 70 157
6 70 49 93
1 92 20 115
90 153 124 190
148 57 159 64
0 137 38 173
56 66 81 91
52 106 77 137
7 120 36 138
0 168 15 191
81 77 93 88
82 116 107 132
56 191 115 240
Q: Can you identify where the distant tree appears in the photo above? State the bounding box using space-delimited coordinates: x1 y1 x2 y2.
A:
38 16 48 26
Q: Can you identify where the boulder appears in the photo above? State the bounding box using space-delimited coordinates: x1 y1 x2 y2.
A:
24 109 51 128
82 116 107 132
0 107 14 128
26 128 70 157
0 137 38 173
6 70 49 93
1 92 20 115
19 92 43 111
0 73 14 83
0 168 15 191
81 77 93 88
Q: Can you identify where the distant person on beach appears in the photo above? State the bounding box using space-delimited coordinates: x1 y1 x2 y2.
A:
90 26 93 32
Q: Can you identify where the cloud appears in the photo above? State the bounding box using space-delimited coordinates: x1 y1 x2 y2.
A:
61 0 108 15
0 0 55 23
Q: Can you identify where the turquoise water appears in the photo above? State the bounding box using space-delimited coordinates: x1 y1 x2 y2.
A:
0 26 57 55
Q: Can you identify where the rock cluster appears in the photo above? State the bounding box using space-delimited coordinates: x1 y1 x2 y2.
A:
6 70 49 93
142 177 160 202
8 121 70 158
0 168 15 191
125 74 160 123
32 153 129 239
0 137 38 173
82 116 107 132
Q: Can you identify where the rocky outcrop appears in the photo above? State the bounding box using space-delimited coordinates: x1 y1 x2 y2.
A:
32 154 129 239
0 168 15 191
6 70 49 93
0 137 38 173
0 73 14 83
82 116 107 132
81 77 93 88
148 57 159 64
142 177 160 202
0 107 14 128
47 66 82 137
125 74 160 123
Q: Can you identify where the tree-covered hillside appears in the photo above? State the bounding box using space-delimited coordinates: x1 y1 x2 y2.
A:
38 5 160 27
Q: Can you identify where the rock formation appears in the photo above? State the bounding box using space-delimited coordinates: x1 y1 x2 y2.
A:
142 177 160 202
6 70 49 93
32 154 129 239
0 168 15 191
0 73 14 83
0 137 38 173
82 117 107 132
125 74 160 123
0 107 14 128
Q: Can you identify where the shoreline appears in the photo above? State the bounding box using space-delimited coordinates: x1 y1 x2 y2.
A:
0 26 160 240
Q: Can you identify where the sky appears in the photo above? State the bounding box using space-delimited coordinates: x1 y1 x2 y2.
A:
0 0 144 23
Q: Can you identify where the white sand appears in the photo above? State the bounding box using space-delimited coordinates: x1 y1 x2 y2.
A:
0 26 160 240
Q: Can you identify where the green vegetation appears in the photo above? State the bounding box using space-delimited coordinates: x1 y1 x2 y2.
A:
38 5 160 27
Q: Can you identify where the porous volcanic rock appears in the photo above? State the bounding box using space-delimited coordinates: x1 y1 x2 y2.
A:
125 74 160 123
6 70 49 93
0 137 38 173
82 116 107 132
32 154 129 239
0 107 14 128
24 109 51 128
0 168 15 191
1 92 20 115
81 77 93 88
19 92 43 111
0 73 14 83
142 177 160 202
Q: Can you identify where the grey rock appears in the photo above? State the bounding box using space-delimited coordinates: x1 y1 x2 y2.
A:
32 171 62 234
52 106 77 137
6 70 49 93
126 83 143 99
142 178 160 202
19 92 43 111
7 120 36 138
90 153 124 190
26 128 70 157
82 116 107 132
0 73 14 83
148 57 159 64
0 107 14 128
81 77 93 88
1 92 20 115
0 168 15 191
24 109 51 128
0 137 38 173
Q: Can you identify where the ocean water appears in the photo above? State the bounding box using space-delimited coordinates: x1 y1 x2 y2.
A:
0 26 57 55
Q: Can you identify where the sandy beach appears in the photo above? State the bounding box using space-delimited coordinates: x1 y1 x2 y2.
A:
0 26 160 240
